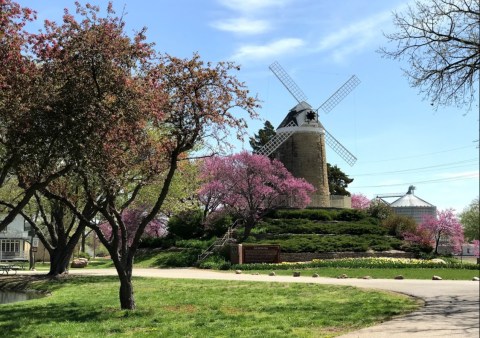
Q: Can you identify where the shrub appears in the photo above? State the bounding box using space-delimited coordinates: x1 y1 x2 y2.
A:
75 251 91 260
167 209 204 239
335 209 366 221
139 237 175 249
382 214 417 239
198 255 231 270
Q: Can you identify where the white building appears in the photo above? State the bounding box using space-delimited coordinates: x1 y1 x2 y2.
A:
0 214 31 262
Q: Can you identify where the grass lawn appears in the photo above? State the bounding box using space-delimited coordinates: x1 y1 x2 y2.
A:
240 267 480 280
0 276 420 338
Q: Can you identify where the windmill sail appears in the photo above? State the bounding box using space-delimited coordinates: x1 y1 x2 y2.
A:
256 120 296 156
317 75 361 113
269 61 308 103
324 128 357 166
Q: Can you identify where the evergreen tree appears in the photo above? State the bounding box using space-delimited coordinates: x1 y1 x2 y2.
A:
327 163 353 196
249 121 276 153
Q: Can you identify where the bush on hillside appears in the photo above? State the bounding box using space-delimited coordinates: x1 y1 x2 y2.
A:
245 234 402 253
256 219 387 236
167 209 205 239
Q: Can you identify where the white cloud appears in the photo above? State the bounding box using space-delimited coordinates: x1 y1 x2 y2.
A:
231 38 305 61
316 10 392 63
211 17 270 35
217 0 289 13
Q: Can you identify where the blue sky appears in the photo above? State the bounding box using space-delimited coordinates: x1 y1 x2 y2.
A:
17 0 479 212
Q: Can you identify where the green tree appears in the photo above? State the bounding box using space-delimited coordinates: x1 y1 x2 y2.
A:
327 163 353 196
459 197 479 241
367 199 394 221
380 0 480 109
382 214 417 239
249 120 276 153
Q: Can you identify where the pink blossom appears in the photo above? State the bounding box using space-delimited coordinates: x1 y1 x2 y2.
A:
199 151 315 237
99 207 167 245
351 193 370 210
411 209 465 254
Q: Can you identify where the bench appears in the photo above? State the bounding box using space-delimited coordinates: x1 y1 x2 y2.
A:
0 264 22 275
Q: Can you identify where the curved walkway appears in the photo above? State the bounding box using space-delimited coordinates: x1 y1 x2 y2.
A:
21 268 480 337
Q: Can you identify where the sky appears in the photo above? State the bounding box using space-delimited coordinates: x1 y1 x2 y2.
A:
16 0 479 213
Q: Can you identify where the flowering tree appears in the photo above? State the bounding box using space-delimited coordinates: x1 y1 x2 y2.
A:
415 209 464 255
473 240 479 258
351 193 371 210
199 151 315 239
99 207 167 244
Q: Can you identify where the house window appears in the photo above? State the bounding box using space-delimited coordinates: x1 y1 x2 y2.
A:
24 219 31 232
1 239 20 253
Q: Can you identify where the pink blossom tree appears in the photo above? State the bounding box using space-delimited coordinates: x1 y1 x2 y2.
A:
99 207 167 246
351 193 371 210
473 240 479 258
415 209 464 255
199 151 315 239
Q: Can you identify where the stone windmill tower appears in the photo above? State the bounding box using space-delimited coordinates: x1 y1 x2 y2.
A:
257 61 360 207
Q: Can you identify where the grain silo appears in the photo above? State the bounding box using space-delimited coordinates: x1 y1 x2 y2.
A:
389 186 436 224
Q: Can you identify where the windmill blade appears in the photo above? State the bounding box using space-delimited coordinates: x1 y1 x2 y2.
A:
317 75 360 114
269 61 308 103
324 128 357 166
256 121 296 157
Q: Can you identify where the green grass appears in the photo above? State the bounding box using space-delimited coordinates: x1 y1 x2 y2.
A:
239 267 480 280
0 275 420 338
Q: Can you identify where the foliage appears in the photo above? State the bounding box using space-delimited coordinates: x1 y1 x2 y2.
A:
266 208 334 221
266 207 370 222
12 1 259 310
231 257 479 271
199 151 314 238
166 209 204 240
197 255 232 270
99 207 167 245
459 197 479 241
380 0 480 109
406 209 464 254
351 193 371 209
245 234 403 253
249 120 276 153
327 163 353 196
367 199 394 220
382 214 417 239
473 240 479 258
256 219 387 236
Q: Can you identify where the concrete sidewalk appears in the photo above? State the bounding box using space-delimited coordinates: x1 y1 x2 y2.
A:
21 268 480 337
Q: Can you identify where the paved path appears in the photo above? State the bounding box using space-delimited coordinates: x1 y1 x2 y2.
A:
21 268 480 337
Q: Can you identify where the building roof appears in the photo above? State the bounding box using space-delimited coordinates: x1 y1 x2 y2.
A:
390 186 436 208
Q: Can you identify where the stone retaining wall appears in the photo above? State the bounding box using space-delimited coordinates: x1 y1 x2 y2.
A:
280 251 415 262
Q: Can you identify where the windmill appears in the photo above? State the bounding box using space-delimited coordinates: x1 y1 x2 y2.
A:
257 61 360 207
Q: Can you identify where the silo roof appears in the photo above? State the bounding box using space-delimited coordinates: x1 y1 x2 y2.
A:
390 193 435 208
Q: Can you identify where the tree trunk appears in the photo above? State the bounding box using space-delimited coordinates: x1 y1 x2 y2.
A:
117 263 135 310
47 244 75 276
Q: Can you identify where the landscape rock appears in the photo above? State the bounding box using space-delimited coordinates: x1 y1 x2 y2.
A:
235 270 242 274
362 276 372 279
472 277 479 281
312 273 319 278
337 274 348 279
394 275 404 280
293 271 301 277
71 258 88 268
432 275 443 280
269 271 276 276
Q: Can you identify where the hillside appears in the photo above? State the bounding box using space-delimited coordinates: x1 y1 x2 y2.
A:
241 209 406 253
